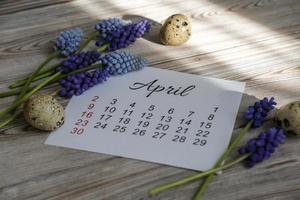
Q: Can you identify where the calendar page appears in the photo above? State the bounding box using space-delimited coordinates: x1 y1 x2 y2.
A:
45 67 245 171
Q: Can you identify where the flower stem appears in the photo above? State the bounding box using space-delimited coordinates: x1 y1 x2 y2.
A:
192 120 253 200
0 64 103 98
0 64 102 127
17 51 60 100
51 64 103 82
0 72 61 119
148 154 249 197
0 89 27 99
0 111 22 129
96 43 109 52
9 63 60 89
9 71 55 89
76 31 98 53
9 42 107 90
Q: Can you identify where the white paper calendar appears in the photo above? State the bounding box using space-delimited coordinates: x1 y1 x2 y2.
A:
45 67 245 171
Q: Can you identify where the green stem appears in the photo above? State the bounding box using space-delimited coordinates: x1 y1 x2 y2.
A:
192 120 253 200
0 72 61 119
9 70 55 89
0 89 26 99
0 64 103 98
39 62 61 75
0 111 22 129
9 63 60 89
51 64 103 82
0 63 102 127
76 31 98 53
148 154 249 197
96 43 109 52
9 42 108 90
17 51 60 100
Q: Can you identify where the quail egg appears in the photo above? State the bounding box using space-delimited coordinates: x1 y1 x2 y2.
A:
274 101 300 135
160 14 192 45
23 94 65 131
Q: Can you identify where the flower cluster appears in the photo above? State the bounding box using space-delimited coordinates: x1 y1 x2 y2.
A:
239 128 286 167
58 68 109 98
56 51 103 98
56 51 101 74
245 97 277 128
95 18 130 34
57 51 148 97
95 18 151 51
101 51 148 75
54 28 84 56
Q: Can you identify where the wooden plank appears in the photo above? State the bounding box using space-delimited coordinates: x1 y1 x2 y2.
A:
0 0 72 15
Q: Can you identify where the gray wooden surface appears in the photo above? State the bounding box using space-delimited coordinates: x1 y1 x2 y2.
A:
0 0 300 200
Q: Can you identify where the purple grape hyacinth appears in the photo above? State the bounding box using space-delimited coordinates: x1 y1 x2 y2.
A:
56 50 148 98
245 97 277 128
239 128 286 168
95 18 130 34
100 51 148 75
56 51 104 98
56 51 101 74
58 68 109 98
95 18 151 51
54 28 84 56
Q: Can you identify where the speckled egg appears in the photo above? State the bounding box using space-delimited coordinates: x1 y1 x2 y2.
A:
274 101 300 135
23 94 65 131
160 14 192 45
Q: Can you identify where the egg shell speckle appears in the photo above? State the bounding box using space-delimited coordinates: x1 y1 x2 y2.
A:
274 101 300 135
160 14 192 45
23 94 65 131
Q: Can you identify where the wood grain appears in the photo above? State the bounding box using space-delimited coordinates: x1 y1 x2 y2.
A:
0 0 300 200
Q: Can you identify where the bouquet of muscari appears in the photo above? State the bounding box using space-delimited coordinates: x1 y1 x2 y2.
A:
0 18 151 128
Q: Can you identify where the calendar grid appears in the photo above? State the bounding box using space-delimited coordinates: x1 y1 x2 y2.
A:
46 67 245 171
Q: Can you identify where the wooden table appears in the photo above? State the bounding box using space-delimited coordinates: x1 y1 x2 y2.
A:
1 0 300 199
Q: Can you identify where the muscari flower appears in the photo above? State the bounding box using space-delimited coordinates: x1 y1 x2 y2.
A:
54 28 84 56
58 51 148 98
58 68 109 98
239 127 286 168
101 51 148 75
245 97 277 128
95 18 130 33
57 51 104 98
95 18 151 51
56 51 101 74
